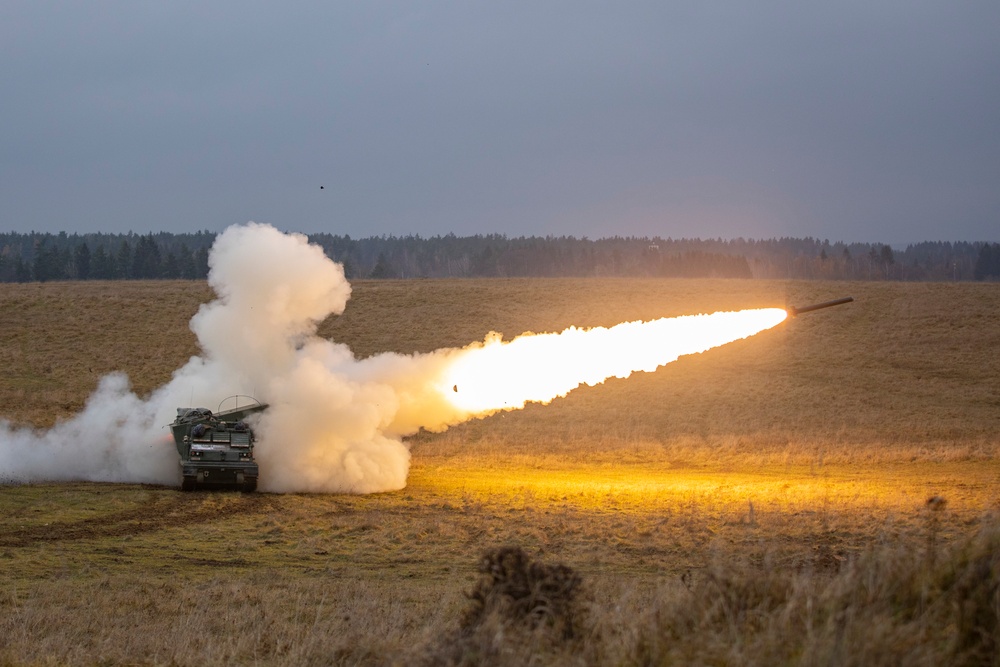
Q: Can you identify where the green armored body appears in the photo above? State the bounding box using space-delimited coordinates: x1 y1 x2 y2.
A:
170 399 268 492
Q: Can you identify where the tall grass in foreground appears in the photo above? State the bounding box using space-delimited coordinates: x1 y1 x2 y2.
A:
2 510 997 665
431 511 999 666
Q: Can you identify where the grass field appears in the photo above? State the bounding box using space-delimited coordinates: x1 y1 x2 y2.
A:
1 278 999 665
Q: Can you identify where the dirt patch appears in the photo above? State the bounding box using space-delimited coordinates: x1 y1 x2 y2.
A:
0 491 277 548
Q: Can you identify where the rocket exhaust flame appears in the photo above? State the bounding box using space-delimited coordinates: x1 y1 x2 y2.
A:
439 309 787 415
0 224 787 494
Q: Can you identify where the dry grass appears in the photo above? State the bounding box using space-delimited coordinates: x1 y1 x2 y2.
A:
1 278 999 665
0 281 210 424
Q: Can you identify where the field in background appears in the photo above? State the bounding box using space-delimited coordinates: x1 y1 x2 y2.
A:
1 278 999 665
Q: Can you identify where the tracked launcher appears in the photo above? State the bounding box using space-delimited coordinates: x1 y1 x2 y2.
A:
170 397 268 492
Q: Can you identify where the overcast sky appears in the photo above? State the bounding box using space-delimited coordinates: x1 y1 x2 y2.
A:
2 2 998 243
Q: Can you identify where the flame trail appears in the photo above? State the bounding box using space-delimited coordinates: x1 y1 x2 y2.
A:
0 224 788 494
437 309 787 415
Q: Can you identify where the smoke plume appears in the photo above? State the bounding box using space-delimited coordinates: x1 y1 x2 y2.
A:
0 223 786 493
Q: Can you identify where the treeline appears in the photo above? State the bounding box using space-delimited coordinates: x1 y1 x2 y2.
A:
0 231 215 282
2 231 999 282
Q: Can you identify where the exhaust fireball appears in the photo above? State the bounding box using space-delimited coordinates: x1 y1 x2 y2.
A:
439 309 787 415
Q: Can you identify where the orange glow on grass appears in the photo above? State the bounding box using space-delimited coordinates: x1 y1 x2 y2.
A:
408 460 994 517
440 308 787 415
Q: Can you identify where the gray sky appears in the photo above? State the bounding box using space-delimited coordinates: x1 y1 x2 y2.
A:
2 2 998 243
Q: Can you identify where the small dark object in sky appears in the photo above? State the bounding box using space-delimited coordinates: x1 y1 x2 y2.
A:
320 186 324 189
453 385 458 393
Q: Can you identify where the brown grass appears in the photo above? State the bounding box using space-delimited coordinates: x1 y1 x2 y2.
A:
1 278 999 665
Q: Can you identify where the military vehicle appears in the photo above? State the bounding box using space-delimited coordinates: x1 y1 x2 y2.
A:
170 397 268 492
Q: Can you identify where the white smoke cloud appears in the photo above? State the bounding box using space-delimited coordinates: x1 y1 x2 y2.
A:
0 373 174 485
0 222 476 492
0 222 786 493
0 223 396 491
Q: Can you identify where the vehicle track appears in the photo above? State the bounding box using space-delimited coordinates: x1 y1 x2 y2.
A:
0 491 278 548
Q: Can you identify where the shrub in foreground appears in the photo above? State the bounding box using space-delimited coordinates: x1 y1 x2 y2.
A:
423 513 1000 666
